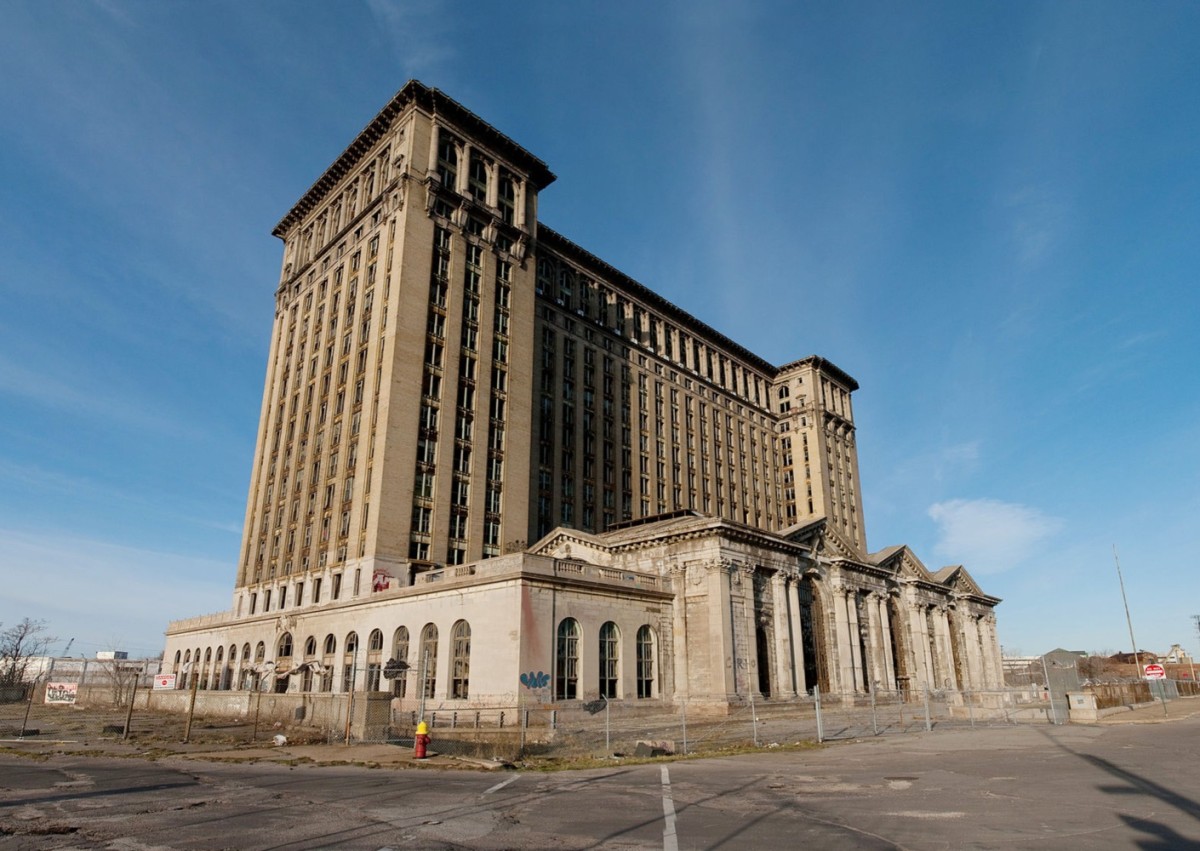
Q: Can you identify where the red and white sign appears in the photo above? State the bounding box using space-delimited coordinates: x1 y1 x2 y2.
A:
1143 664 1166 680
153 673 177 690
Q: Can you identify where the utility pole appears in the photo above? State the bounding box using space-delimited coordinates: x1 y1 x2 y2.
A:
1113 546 1142 673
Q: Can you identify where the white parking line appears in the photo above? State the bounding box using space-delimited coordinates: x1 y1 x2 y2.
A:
661 765 678 851
482 774 519 796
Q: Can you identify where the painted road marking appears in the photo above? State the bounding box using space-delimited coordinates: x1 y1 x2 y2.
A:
482 775 519 796
661 765 678 851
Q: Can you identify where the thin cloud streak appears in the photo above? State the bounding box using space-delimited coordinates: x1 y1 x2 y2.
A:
0 529 232 656
928 498 1062 574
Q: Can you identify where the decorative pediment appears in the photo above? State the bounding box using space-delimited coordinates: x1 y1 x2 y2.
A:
530 529 614 565
817 524 862 561
871 545 933 583
935 565 986 597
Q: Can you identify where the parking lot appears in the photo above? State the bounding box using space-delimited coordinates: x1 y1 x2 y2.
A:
3 700 1200 849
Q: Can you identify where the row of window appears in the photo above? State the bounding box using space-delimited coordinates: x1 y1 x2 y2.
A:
171 619 660 701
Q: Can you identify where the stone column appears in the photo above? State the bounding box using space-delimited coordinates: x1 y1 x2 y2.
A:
485 160 498 208
713 560 738 700
985 614 1003 688
670 566 689 700
787 577 807 695
845 590 865 694
427 121 440 181
934 607 957 690
960 612 983 690
771 571 797 697
456 143 471 195
915 603 936 691
516 179 528 229
830 585 853 696
874 593 896 691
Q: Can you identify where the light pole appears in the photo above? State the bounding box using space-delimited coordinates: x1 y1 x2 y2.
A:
1113 546 1142 674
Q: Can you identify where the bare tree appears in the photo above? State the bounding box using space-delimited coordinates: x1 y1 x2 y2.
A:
93 641 145 707
0 619 56 688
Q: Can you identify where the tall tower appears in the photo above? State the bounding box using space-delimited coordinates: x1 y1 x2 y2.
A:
773 357 867 551
235 82 555 608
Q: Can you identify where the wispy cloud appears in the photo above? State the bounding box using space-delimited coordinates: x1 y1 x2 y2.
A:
0 529 232 657
1003 184 1069 269
934 440 981 479
0 353 198 438
363 0 455 79
928 497 1062 574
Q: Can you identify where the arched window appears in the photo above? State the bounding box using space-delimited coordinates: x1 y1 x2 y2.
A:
556 618 580 700
240 643 252 690
342 632 359 692
451 620 471 699
224 645 236 690
420 623 438 698
392 627 410 698
214 646 225 690
599 622 619 699
636 625 656 698
366 629 384 691
278 632 293 659
320 634 336 692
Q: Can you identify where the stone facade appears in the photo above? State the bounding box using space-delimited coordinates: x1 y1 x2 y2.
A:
163 81 1002 711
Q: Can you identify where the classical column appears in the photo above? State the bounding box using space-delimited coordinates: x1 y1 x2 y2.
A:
934 607 957 690
713 560 738 700
845 590 865 693
830 585 853 696
485 160 498 208
915 604 936 690
427 121 440 181
771 571 797 697
516 179 528 229
670 566 689 700
788 576 807 695
984 614 1003 688
874 593 896 690
960 612 984 690
456 142 471 195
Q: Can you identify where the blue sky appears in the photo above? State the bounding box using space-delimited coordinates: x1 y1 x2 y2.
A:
1 2 1197 661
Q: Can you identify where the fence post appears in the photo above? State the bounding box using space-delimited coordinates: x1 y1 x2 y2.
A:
923 687 932 733
122 674 138 741
814 686 824 743
681 700 688 755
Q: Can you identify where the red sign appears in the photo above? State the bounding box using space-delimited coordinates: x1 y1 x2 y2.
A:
1143 664 1166 680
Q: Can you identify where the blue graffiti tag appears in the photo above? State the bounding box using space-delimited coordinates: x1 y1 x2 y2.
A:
519 671 550 689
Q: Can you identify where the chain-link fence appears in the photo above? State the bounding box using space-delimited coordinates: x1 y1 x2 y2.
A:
6 679 1195 758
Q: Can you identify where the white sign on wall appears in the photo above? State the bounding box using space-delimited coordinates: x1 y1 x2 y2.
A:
44 682 78 704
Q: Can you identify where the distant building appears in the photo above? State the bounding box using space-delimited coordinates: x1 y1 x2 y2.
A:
1162 644 1193 665
163 81 1003 709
